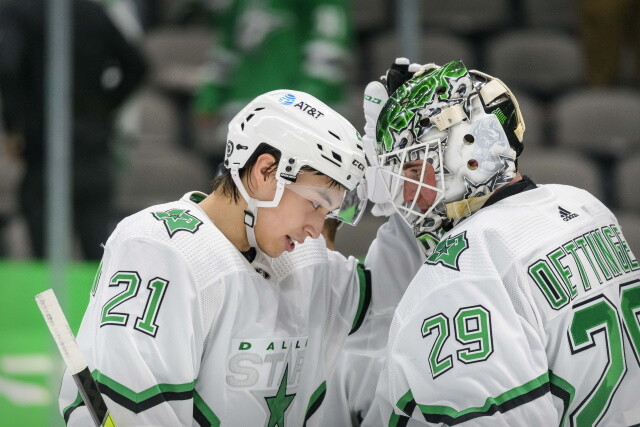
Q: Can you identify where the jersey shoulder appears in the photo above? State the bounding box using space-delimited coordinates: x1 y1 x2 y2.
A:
107 193 250 287
458 184 614 253
397 185 605 323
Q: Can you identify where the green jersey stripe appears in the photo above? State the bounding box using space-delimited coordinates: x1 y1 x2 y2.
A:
63 393 84 423
396 389 417 416
193 391 221 427
63 370 197 421
388 389 416 427
303 381 327 426
549 370 575 427
350 263 372 335
94 370 195 403
418 373 550 424
391 373 553 425
388 411 411 427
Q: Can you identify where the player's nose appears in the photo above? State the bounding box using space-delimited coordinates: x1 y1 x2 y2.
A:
403 181 419 204
304 212 326 239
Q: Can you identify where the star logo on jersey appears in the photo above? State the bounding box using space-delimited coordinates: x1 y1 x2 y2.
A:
152 208 203 238
426 231 469 271
264 364 296 427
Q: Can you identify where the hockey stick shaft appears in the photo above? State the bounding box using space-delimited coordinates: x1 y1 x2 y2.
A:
35 289 116 427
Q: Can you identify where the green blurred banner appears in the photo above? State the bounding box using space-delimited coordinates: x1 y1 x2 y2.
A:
0 261 97 426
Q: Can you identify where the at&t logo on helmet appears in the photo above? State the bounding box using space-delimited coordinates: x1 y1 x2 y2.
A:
279 93 296 105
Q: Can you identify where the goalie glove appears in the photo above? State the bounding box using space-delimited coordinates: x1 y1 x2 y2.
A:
363 58 423 216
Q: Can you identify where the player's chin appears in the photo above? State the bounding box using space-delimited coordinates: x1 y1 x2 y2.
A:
418 198 436 213
260 237 293 258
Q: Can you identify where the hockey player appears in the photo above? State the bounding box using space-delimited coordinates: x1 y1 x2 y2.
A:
363 60 640 425
58 89 377 426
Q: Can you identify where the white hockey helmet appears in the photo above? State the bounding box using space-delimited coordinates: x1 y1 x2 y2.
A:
226 89 367 247
374 60 525 251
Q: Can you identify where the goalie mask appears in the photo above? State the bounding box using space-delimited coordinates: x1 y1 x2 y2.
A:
374 60 525 253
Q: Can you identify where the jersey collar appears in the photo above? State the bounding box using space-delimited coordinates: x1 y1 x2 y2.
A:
483 175 537 209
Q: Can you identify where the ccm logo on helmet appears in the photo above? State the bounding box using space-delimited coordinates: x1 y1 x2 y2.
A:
293 101 325 119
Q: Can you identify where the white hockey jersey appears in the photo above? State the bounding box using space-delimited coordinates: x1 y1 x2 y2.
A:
318 214 426 426
59 192 373 426
371 184 640 426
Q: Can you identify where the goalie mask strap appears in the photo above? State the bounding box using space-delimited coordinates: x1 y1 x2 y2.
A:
445 194 492 219
430 103 468 131
476 74 525 143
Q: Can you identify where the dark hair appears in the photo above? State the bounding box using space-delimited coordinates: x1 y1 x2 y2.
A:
321 217 340 246
210 143 342 202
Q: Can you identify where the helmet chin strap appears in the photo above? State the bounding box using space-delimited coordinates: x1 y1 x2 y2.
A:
230 165 285 251
243 203 259 250
230 166 260 250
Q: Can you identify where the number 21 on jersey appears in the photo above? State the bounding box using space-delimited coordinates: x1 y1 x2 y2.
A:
99 271 170 338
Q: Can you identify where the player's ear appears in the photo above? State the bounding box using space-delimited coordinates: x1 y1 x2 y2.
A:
255 154 277 182
249 154 278 199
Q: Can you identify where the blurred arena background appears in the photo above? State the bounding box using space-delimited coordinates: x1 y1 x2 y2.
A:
1 0 639 425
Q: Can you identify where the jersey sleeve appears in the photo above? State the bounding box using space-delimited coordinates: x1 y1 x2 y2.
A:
327 214 425 340
373 265 559 426
320 215 426 424
59 236 206 426
325 248 372 336
364 214 426 315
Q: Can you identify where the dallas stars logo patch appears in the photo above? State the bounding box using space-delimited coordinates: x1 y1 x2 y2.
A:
426 231 469 271
152 208 203 238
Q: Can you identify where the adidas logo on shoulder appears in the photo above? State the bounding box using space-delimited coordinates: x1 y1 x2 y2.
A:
558 206 579 221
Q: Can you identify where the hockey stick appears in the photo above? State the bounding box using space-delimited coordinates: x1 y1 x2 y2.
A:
35 289 116 427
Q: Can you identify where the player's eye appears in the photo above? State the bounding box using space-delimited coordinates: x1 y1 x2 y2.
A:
404 167 421 180
403 160 425 181
311 201 322 210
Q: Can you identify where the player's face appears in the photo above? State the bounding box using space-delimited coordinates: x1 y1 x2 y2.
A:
255 172 341 257
402 159 437 213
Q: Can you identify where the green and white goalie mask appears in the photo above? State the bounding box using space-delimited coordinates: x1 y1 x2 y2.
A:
374 60 525 252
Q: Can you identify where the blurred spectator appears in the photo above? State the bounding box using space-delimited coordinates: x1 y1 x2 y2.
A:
578 0 640 85
0 0 147 259
98 0 145 42
192 0 352 167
